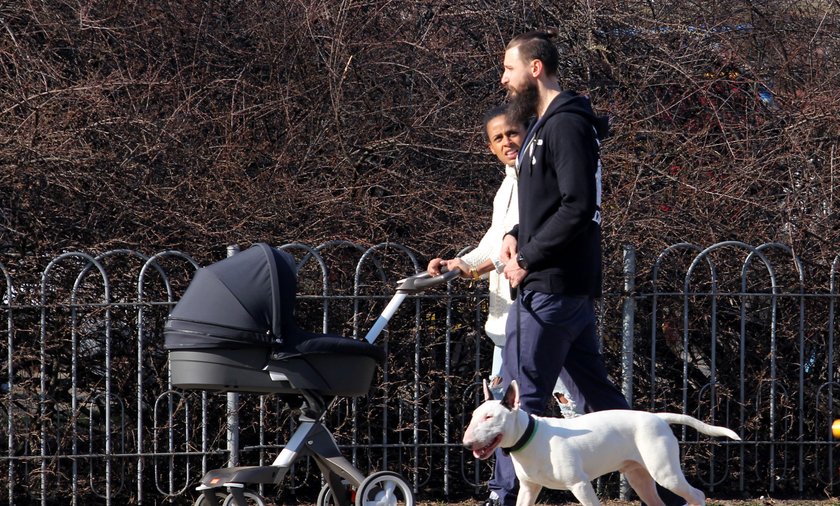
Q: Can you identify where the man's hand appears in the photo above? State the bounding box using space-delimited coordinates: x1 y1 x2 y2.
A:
500 234 527 287
504 258 527 288
500 234 518 263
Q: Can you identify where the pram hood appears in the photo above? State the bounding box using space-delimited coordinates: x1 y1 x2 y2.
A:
164 243 295 350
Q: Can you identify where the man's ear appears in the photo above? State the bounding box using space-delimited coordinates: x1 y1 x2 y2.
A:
530 59 543 78
500 380 520 410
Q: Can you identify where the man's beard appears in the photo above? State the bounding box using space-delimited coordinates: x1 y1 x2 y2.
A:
506 80 539 126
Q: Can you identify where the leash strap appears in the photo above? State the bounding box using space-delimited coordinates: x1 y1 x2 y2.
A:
516 289 521 375
502 415 538 455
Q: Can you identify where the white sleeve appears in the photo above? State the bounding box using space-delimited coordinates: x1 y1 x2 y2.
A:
461 176 512 271
460 220 501 268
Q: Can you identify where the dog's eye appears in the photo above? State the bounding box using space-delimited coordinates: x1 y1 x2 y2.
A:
483 414 493 421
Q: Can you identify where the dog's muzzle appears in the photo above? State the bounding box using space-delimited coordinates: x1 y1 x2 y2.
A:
463 434 502 460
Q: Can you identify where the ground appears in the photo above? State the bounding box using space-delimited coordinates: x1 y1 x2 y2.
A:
421 500 838 506
627 500 830 506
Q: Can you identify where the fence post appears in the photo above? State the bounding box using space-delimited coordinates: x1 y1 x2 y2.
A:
621 244 636 405
620 244 636 501
2 265 13 506
226 244 241 467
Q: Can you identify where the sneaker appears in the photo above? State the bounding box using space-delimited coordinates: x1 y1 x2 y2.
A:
481 492 501 506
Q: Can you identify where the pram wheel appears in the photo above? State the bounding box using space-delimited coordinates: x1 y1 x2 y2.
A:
221 490 271 506
193 492 227 506
317 482 353 506
354 471 414 506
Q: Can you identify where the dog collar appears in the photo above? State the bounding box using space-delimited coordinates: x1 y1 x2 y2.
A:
502 415 538 455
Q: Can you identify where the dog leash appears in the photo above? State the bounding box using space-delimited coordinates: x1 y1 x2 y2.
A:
501 414 538 455
515 287 521 377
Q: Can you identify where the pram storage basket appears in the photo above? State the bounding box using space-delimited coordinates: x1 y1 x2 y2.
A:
164 243 384 396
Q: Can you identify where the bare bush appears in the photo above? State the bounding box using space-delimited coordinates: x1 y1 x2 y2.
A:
1 1 838 278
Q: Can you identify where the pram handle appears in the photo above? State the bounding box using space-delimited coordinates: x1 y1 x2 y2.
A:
395 266 461 293
364 266 463 343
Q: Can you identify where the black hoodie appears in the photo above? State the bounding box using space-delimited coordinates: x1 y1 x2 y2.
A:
509 90 609 297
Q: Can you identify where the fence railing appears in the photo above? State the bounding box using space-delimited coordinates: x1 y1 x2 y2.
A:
1 240 838 505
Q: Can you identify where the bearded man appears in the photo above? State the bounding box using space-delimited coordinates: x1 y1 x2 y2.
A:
485 29 636 506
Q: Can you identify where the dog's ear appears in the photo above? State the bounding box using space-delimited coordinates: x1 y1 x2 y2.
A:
482 379 493 401
501 380 520 410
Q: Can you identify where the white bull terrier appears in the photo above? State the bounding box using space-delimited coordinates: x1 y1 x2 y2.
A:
462 380 740 506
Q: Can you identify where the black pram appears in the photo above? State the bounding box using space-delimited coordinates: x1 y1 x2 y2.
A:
164 243 456 506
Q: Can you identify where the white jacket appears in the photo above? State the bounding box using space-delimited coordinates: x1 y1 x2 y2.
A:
461 165 518 346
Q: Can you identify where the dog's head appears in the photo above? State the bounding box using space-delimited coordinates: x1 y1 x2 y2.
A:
462 380 522 460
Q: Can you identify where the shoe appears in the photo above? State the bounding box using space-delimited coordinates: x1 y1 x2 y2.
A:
481 496 501 506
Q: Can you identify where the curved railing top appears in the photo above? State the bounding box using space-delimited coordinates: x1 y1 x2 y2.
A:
279 242 330 295
651 242 711 291
137 250 201 303
40 251 110 305
648 240 826 299
751 242 804 291
353 242 423 291
686 240 776 295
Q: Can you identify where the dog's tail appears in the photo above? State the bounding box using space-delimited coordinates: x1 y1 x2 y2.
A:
655 413 741 440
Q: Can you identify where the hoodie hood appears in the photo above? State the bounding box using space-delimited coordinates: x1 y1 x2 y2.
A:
541 90 610 140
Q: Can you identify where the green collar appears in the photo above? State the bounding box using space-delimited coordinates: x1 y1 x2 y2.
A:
502 415 538 455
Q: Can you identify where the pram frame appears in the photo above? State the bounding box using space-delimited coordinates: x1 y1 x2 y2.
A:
196 393 365 506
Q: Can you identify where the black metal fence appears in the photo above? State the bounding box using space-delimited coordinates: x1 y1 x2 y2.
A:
1 241 838 505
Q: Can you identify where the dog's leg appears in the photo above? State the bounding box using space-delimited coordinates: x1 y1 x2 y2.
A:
656 478 703 506
642 438 702 506
568 481 601 506
515 480 542 506
621 463 665 506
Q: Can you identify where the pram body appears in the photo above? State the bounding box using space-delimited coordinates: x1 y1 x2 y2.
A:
164 243 455 506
